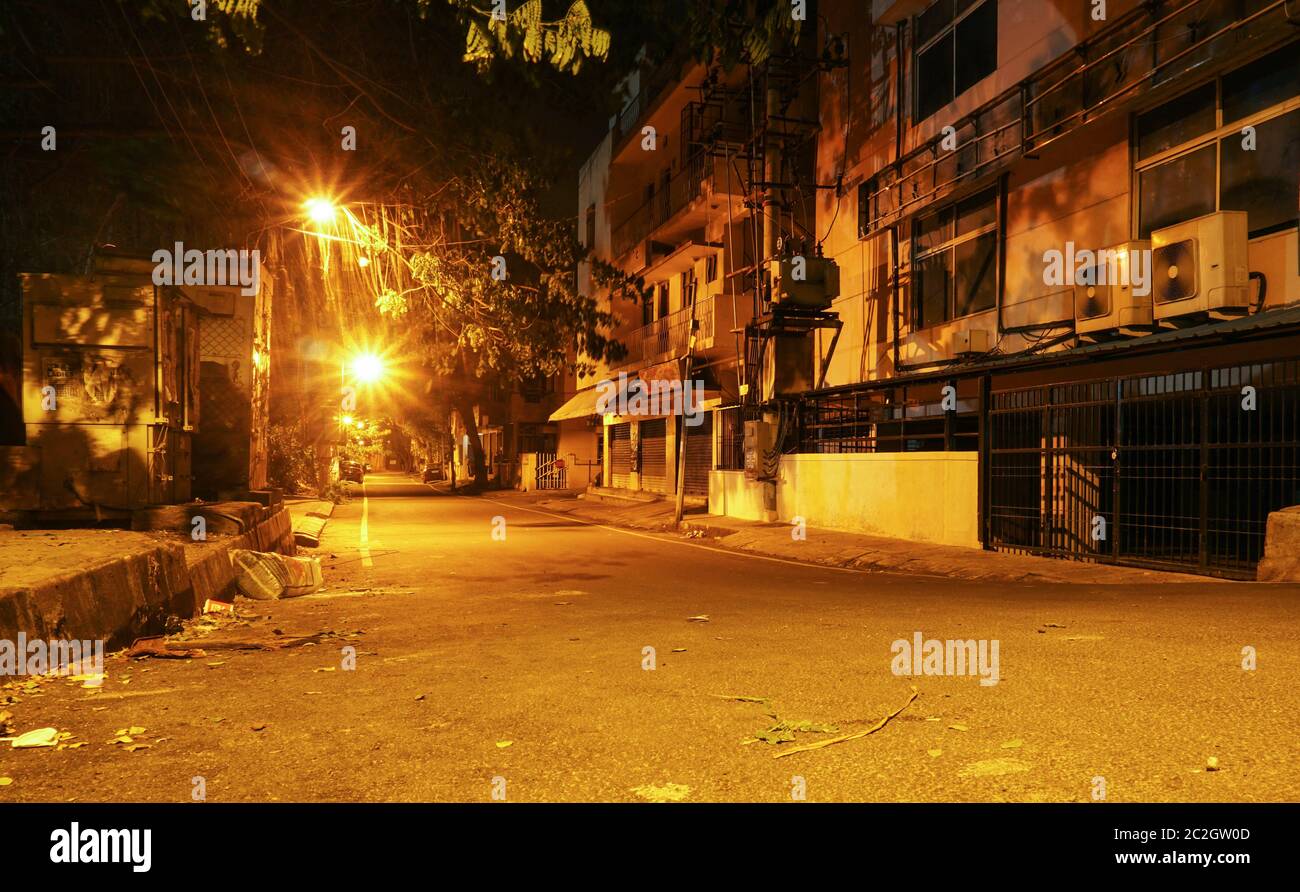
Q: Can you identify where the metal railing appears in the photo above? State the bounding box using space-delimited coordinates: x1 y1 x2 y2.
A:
614 296 715 368
860 0 1293 236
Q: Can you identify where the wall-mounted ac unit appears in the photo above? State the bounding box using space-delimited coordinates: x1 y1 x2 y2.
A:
1151 211 1250 322
1074 240 1153 338
949 328 993 356
628 239 655 274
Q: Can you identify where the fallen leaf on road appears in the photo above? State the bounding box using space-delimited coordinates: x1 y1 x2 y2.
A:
671 648 687 653
1001 739 1024 749
314 667 336 673
631 782 690 802
687 615 710 623
1206 756 1220 771
127 726 146 736
496 740 513 748
206 662 226 668
958 757 1031 778
251 724 267 732
0 776 11 785
948 723 969 732
124 744 151 752
928 748 943 758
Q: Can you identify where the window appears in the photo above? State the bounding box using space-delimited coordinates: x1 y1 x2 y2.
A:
1136 46 1300 239
911 186 999 329
915 0 998 122
583 203 596 251
705 253 718 283
656 282 669 319
681 267 697 305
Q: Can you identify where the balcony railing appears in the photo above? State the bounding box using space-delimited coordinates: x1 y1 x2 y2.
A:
609 152 748 261
860 0 1294 236
614 296 715 369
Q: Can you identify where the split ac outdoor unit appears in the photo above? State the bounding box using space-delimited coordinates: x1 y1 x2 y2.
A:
1151 211 1250 322
949 328 992 356
1074 240 1153 338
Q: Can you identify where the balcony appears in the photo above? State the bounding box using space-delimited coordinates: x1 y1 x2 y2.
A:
613 296 715 370
610 152 748 262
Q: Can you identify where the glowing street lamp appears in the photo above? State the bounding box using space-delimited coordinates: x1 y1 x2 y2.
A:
351 353 385 384
305 197 337 225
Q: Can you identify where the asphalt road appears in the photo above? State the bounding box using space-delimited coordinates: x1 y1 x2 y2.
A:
3 472 1298 802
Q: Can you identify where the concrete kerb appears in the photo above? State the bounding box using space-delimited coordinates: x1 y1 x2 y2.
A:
0 504 295 649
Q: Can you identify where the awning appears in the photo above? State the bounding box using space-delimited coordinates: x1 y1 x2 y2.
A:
548 386 602 422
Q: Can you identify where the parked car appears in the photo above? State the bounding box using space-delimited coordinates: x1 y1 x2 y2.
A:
421 464 445 483
339 460 364 483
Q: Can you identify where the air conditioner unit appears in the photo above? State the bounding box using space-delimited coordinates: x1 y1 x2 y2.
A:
1074 240 1153 338
949 328 993 356
1151 211 1250 322
628 239 655 274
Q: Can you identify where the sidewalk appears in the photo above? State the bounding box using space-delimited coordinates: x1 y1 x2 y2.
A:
508 491 1214 585
0 502 295 647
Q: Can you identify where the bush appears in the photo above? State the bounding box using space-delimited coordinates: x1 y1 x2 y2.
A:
267 422 318 494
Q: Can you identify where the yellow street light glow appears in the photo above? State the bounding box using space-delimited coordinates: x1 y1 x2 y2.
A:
351 353 384 384
341 414 354 427
305 197 337 224
357 255 370 267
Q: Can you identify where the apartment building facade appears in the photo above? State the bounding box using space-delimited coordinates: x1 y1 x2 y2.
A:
566 0 1299 579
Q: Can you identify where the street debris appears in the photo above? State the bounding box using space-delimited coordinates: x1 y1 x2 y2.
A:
127 628 357 661
231 548 324 600
745 717 839 746
496 740 513 748
630 782 690 802
0 777 12 786
710 694 769 704
773 687 920 759
1001 738 1024 749
1206 756 1221 772
948 723 969 732
4 727 59 748
687 615 710 623
203 599 237 615
928 748 943 758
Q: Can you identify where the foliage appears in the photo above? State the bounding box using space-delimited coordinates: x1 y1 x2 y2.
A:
445 0 612 74
267 422 318 494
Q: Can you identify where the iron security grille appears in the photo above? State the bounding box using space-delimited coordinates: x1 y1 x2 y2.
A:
987 358 1300 577
683 413 713 496
610 423 631 488
640 418 667 493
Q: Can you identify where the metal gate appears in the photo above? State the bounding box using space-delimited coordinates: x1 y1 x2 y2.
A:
988 358 1300 578
683 413 712 496
610 423 631 488
534 452 568 490
640 418 667 493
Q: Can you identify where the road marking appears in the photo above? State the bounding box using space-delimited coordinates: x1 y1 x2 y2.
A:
475 496 886 576
360 485 374 568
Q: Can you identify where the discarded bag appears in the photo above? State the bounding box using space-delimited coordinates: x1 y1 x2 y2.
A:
230 549 323 600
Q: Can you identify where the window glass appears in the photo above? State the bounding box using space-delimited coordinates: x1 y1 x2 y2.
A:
1223 46 1300 125
955 0 997 94
954 230 998 316
1138 144 1217 237
916 32 955 121
914 206 953 253
1136 83 1215 160
916 0 955 48
915 252 951 329
1220 109 1300 236
956 188 997 235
